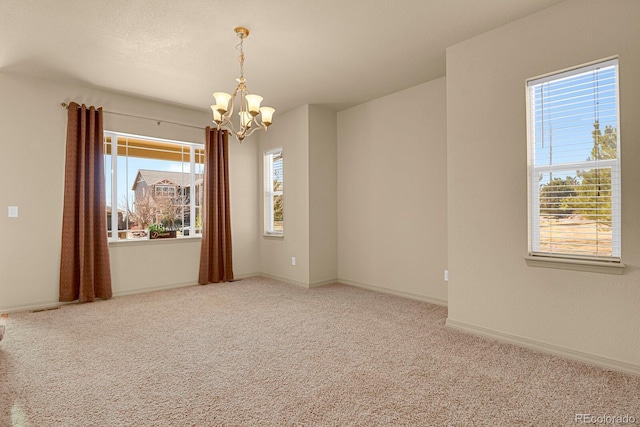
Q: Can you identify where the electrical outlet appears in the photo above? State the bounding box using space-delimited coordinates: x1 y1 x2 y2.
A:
444 269 449 282
8 206 18 218
291 257 296 266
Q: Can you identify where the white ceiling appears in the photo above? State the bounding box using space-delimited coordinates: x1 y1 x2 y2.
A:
0 0 565 115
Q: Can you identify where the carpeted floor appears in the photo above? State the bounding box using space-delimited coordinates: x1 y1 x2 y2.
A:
1 277 638 426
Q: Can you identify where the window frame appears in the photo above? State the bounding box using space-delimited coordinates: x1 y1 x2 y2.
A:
264 147 284 237
525 57 623 270
104 131 204 242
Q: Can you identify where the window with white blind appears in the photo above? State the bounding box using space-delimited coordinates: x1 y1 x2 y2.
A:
264 148 284 235
527 58 620 262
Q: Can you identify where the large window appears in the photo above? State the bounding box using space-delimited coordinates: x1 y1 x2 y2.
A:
264 148 284 235
527 58 620 261
104 132 204 241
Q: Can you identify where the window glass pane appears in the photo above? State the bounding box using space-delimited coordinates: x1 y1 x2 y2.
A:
264 148 283 235
273 194 283 232
536 168 613 257
272 152 283 192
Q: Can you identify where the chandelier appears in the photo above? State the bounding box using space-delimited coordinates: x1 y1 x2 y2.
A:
211 27 275 142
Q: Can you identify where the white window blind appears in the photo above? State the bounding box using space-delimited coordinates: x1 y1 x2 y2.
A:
527 58 620 261
264 148 283 235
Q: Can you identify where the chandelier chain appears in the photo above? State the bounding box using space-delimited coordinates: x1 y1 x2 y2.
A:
237 36 245 78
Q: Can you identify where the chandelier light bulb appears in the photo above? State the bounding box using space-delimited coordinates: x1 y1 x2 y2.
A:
213 92 232 114
211 107 223 124
245 94 263 116
259 107 275 126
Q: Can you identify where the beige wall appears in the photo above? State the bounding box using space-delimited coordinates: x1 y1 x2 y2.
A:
446 0 640 370
257 104 339 288
258 105 311 286
0 72 259 312
309 105 338 286
337 77 448 305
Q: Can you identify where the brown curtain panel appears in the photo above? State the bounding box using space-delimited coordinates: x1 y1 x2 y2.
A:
59 102 112 302
199 127 234 284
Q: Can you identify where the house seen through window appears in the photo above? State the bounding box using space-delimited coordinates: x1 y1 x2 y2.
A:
104 132 204 241
527 58 620 261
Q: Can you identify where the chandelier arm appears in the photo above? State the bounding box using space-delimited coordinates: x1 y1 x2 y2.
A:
224 84 241 121
242 127 260 139
235 124 250 142
221 115 239 136
251 115 269 129
244 122 268 138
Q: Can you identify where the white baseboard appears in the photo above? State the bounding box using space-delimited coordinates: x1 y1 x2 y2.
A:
338 278 448 307
253 274 337 289
232 272 262 281
1 283 202 314
114 272 266 296
309 278 338 288
112 281 198 298
446 318 640 376
258 273 311 289
0 300 72 314
245 274 338 289
1 275 258 314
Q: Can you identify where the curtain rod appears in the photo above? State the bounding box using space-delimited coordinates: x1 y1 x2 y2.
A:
60 102 206 131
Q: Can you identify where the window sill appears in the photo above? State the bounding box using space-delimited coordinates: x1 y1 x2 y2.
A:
108 236 201 248
263 233 284 240
525 256 625 275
